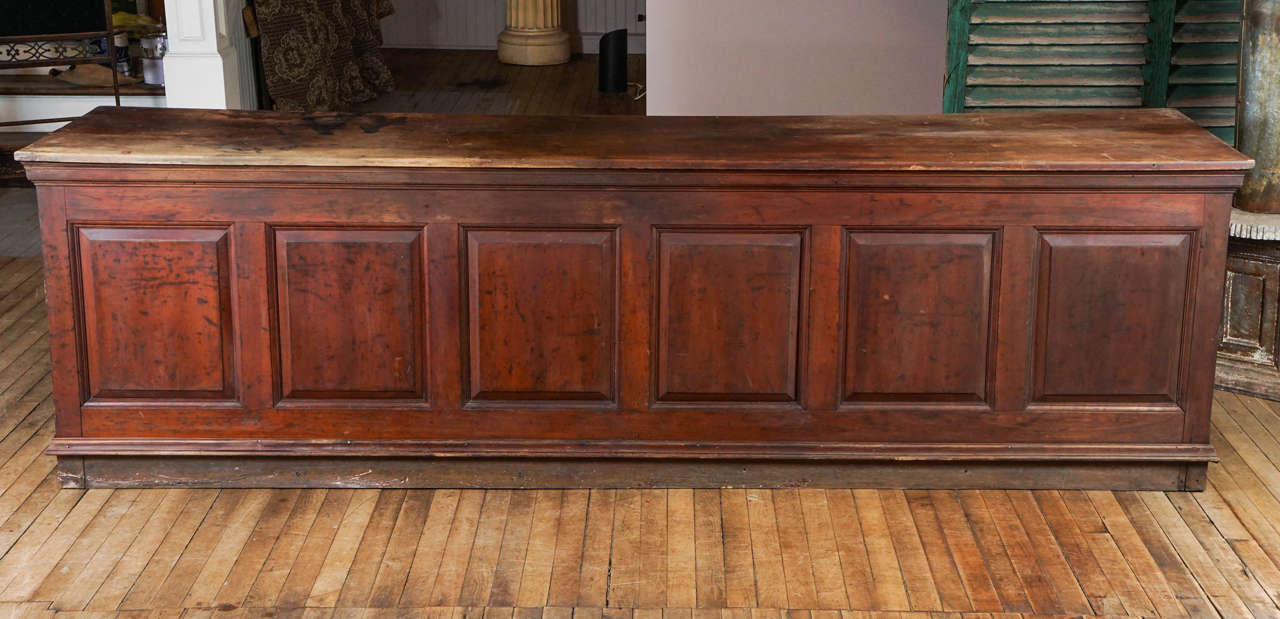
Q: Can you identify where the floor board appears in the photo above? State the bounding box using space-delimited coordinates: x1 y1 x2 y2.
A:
0 49 1278 618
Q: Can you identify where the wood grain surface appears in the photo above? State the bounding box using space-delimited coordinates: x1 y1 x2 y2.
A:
16 109 1252 489
15 106 1254 172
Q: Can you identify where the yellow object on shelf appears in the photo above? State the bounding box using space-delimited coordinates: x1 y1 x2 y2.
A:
112 12 158 29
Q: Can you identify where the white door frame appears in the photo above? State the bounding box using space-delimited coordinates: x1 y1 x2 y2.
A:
163 0 256 109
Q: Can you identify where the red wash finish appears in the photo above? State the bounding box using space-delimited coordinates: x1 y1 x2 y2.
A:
17 107 1253 489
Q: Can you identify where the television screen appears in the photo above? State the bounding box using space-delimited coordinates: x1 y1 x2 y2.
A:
0 1 108 38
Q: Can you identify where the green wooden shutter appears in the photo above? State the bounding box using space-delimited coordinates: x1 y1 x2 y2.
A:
945 0 1242 145
1168 0 1241 144
957 1 1151 112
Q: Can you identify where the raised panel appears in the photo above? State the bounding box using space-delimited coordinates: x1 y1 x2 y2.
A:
1219 245 1280 362
77 227 234 401
843 231 994 403
656 230 805 403
465 228 617 404
1035 232 1192 402
1224 271 1267 348
275 228 426 401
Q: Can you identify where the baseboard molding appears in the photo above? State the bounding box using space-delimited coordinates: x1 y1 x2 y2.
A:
576 32 646 55
386 33 647 55
47 437 1218 462
1216 355 1280 401
0 94 166 132
56 455 1208 491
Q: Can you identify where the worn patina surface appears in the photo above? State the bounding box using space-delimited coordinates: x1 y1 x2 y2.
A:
1238 0 1280 213
14 107 1253 489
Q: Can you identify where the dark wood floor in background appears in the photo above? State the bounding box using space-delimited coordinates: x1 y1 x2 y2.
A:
0 187 1278 616
2 50 643 185
356 49 646 116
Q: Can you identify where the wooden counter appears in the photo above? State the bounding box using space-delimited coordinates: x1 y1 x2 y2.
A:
18 107 1252 489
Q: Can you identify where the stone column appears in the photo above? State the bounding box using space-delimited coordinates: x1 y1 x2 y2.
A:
498 0 571 66
1237 0 1280 213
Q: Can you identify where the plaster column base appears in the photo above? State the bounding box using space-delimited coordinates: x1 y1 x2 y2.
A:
498 29 571 66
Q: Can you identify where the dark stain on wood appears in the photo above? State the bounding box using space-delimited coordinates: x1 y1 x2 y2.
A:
300 112 408 136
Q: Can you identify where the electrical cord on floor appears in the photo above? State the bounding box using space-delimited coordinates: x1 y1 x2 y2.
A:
629 82 646 100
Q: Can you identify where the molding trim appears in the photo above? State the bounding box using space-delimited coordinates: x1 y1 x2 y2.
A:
47 437 1219 462
19 164 1251 193
56 455 1207 490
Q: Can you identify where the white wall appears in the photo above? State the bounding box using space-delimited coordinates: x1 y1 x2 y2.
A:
646 0 946 116
0 95 167 132
382 0 646 53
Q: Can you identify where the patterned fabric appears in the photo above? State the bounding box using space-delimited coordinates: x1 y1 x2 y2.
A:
254 0 395 112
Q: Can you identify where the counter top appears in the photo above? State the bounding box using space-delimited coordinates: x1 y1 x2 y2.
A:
16 106 1254 173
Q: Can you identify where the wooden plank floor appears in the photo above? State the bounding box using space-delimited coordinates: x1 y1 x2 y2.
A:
1 195 1280 617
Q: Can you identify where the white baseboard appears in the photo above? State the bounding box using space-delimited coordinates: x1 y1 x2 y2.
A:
387 33 646 54
576 32 646 54
0 95 167 132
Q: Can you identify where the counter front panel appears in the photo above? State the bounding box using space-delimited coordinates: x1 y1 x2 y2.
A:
18 107 1252 489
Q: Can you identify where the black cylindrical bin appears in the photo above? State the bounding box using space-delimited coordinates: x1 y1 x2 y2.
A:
599 29 627 93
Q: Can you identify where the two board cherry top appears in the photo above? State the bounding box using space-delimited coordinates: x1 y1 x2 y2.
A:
17 107 1253 490
16 106 1251 171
